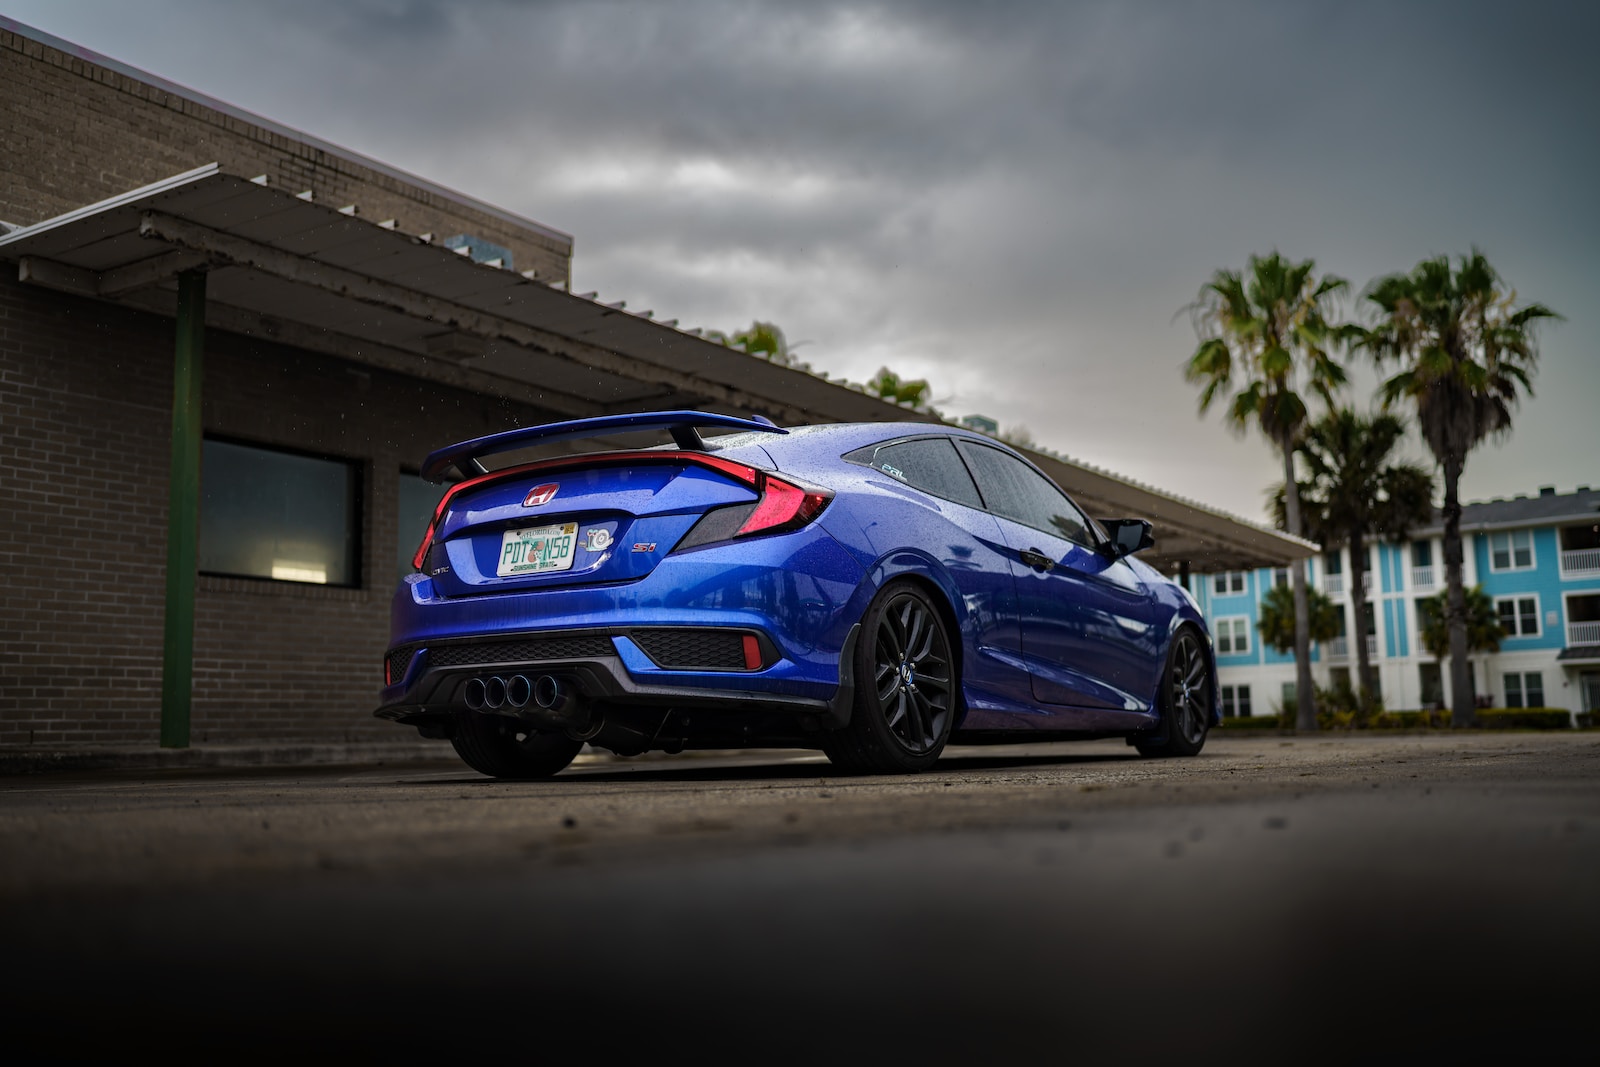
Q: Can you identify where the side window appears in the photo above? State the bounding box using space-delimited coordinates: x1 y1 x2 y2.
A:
958 442 1095 548
863 437 984 510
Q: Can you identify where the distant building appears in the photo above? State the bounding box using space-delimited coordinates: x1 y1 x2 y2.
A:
1192 486 1600 720
960 414 999 435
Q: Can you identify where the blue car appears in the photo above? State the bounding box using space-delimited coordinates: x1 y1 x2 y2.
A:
377 411 1216 777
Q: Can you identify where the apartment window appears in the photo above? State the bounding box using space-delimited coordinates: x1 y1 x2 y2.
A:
1220 684 1253 718
1496 596 1540 637
398 471 449 584
1324 551 1343 576
1489 530 1533 571
1281 682 1297 713
1213 571 1245 595
1272 568 1289 588
1419 663 1444 707
1504 671 1545 708
1215 617 1250 655
1411 541 1432 567
200 438 361 587
1329 666 1352 693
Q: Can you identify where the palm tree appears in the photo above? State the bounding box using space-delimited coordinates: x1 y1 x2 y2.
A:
1257 582 1340 654
1362 251 1559 726
1418 587 1503 691
1271 409 1434 704
1184 252 1350 731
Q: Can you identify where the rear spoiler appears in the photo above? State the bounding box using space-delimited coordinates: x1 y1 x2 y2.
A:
421 410 788 481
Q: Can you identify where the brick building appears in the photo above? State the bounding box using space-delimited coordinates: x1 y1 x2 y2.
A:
0 17 1310 751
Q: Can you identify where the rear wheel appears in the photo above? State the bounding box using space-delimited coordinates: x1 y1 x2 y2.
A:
1134 628 1212 758
451 713 583 779
824 582 956 774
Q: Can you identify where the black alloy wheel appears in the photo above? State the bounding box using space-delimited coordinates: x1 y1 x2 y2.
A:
824 582 956 774
1135 628 1212 758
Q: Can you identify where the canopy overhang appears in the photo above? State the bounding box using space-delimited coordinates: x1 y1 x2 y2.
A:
0 163 1314 573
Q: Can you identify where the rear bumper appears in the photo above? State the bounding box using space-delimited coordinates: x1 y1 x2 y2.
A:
375 625 859 731
376 525 870 725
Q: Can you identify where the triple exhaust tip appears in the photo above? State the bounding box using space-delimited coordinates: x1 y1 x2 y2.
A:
463 674 569 713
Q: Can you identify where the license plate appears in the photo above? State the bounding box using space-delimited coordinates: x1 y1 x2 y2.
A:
496 522 579 577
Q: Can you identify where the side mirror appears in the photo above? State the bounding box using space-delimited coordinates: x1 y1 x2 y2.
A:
1104 518 1154 558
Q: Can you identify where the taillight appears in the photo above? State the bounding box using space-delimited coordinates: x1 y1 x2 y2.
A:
675 472 832 552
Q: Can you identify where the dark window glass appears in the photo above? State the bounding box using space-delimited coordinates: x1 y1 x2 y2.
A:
1497 599 1518 634
1525 671 1545 706
398 472 449 584
1325 550 1343 576
1411 541 1432 567
200 439 361 587
1237 685 1252 716
958 442 1094 547
1505 672 1524 708
1419 663 1444 707
864 438 983 509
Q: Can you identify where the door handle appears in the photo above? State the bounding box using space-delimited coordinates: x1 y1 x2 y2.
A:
1020 548 1053 573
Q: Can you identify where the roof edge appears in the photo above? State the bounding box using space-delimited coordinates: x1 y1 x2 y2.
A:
0 15 574 249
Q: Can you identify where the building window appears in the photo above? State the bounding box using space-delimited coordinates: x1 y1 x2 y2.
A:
1495 595 1540 637
1220 684 1253 718
1329 666 1352 694
1273 567 1289 588
1489 530 1533 571
1411 540 1432 567
1324 550 1343 576
1505 671 1545 708
1215 617 1250 655
398 471 449 585
1280 682 1297 714
1419 663 1444 708
1213 571 1245 595
200 438 361 587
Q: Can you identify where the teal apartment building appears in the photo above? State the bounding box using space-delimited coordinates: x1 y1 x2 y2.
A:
1193 486 1600 720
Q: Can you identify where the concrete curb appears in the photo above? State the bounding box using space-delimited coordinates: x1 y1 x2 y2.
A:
0 741 459 776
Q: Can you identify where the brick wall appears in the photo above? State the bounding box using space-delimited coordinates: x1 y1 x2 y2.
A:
0 274 564 746
0 25 572 285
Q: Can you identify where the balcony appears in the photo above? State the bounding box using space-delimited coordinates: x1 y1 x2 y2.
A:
1325 574 1344 595
1561 548 1600 577
1411 565 1435 590
1571 621 1600 646
1326 636 1348 659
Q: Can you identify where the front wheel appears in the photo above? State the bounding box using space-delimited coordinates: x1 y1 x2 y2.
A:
823 582 957 774
451 713 583 779
1134 628 1212 758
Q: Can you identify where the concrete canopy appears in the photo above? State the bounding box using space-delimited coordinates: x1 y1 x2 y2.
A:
0 163 1315 573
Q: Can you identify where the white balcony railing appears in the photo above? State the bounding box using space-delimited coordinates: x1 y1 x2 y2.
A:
1562 548 1600 576
1366 634 1378 657
1326 636 1349 659
1411 565 1435 589
1325 574 1345 595
1570 621 1600 646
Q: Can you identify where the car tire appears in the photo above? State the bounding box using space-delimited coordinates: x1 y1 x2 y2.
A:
823 582 957 774
450 713 584 779
1134 627 1212 758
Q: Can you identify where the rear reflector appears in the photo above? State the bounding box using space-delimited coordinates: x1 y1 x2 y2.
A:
742 634 761 671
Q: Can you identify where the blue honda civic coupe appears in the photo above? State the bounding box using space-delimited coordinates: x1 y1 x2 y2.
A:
376 411 1217 777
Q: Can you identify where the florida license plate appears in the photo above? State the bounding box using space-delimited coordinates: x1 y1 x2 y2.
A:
496 522 578 576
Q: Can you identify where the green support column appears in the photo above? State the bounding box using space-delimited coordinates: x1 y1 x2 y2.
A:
160 270 206 748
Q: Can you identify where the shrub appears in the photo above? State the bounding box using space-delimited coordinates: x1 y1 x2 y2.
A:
1473 708 1572 730
1372 709 1451 730
1219 714 1281 730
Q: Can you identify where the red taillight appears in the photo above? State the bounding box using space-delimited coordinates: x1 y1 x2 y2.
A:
736 476 832 536
384 660 393 686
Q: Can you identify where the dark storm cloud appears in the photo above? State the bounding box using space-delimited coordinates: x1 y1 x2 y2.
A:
8 0 1597 518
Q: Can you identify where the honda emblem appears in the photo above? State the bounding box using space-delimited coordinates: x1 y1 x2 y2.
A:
522 483 559 507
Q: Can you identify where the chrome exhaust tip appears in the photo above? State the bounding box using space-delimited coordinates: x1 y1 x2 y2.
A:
506 674 532 708
463 677 486 711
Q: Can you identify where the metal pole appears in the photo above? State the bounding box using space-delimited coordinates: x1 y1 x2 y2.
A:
160 270 205 748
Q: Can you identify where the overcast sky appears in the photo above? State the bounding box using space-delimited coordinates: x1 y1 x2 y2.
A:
8 0 1597 524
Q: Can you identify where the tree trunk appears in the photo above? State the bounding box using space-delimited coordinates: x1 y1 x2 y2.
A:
1441 458 1475 727
1281 437 1316 732
1350 528 1373 707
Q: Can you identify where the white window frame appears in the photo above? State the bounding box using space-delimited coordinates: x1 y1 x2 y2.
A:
1213 571 1246 596
1495 593 1541 638
1489 530 1535 572
1272 567 1288 588
1504 671 1544 708
1215 616 1250 655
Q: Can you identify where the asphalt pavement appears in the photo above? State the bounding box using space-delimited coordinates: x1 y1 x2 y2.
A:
3 731 1596 1064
